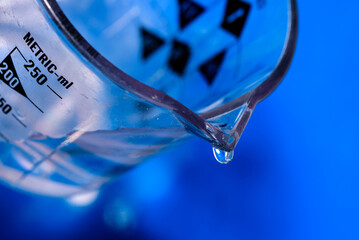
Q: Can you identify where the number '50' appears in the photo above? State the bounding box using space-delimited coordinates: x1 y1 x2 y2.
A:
0 98 12 115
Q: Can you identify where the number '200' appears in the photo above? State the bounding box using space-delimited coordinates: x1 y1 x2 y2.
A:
0 62 20 89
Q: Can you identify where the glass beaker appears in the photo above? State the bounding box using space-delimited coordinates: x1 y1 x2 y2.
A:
0 0 297 197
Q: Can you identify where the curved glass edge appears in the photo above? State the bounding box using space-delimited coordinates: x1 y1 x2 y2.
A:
39 0 298 152
201 0 298 150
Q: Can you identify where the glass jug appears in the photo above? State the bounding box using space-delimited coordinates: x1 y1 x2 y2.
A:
0 0 297 196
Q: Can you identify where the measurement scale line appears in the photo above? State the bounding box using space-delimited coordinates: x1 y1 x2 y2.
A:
9 47 17 56
11 113 27 128
27 98 44 113
0 132 9 143
14 47 28 62
47 85 62 99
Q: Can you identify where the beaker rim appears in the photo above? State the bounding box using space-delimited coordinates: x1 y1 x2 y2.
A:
39 0 298 151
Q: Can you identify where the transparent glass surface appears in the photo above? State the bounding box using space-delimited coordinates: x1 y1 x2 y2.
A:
58 0 288 111
0 0 296 196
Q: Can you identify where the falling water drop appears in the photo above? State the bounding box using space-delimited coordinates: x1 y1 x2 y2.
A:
213 147 234 164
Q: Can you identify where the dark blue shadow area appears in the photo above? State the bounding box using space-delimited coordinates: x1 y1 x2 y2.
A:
0 1 358 240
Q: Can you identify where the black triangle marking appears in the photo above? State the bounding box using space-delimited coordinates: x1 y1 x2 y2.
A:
168 40 191 76
199 50 226 85
0 53 28 99
141 28 165 60
221 0 251 38
178 0 205 29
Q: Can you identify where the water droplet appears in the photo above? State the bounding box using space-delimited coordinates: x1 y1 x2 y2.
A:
213 147 234 164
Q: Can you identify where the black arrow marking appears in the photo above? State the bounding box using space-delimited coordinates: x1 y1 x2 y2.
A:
168 40 191 75
141 28 165 60
178 0 205 29
0 47 44 114
199 50 227 85
221 0 251 38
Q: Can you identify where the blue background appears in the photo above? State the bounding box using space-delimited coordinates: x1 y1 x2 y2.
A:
0 1 358 239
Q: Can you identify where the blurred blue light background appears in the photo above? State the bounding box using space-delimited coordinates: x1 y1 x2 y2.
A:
0 1 358 239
